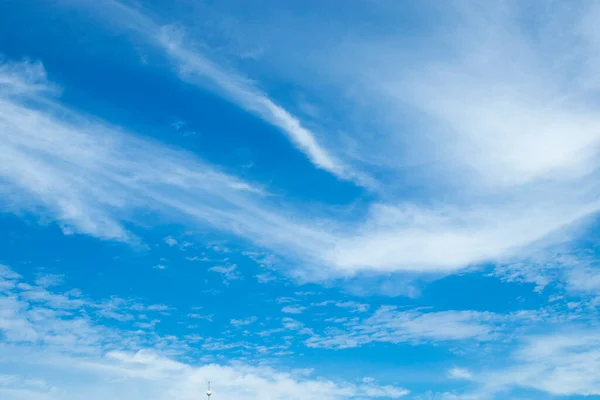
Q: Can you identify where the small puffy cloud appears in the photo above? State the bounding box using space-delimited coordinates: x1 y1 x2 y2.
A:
230 316 258 327
146 304 172 312
187 313 213 321
170 120 186 131
282 306 306 315
276 297 297 304
164 236 178 247
255 273 277 283
209 264 242 284
448 368 473 380
335 301 370 313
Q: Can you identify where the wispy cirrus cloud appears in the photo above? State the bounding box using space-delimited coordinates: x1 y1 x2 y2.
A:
48 0 600 279
7 3 600 399
0 59 335 263
497 331 600 396
304 307 497 350
56 0 356 184
300 2 600 274
445 330 600 398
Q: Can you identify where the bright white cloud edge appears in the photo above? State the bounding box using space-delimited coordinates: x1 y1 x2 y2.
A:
5 0 600 278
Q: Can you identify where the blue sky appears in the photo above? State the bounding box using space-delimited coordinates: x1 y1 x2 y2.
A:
1 0 600 399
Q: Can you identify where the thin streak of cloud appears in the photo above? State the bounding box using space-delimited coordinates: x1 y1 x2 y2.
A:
61 0 357 183
157 26 353 182
0 59 333 260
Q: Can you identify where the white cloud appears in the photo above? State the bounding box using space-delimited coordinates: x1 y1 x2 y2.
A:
48 0 600 279
305 306 496 349
255 272 277 284
448 368 473 381
314 3 600 274
164 236 178 247
0 58 59 96
186 256 210 262
276 297 297 304
34 274 64 288
456 330 600 397
0 346 409 400
313 300 370 313
0 271 120 353
157 27 355 183
230 316 257 327
0 264 197 358
146 304 172 312
0 58 335 268
187 313 213 322
6 263 599 399
209 264 242 284
492 247 600 298
281 306 306 315
0 264 408 400
502 332 600 396
281 317 307 332
9 1 600 283
57 0 355 183
334 301 369 313
325 200 599 273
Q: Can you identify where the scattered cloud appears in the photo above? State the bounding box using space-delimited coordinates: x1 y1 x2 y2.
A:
186 256 210 262
170 120 186 131
164 236 178 247
0 264 408 400
0 264 183 354
449 330 600 398
499 331 600 396
448 368 473 381
230 316 257 327
187 313 213 322
26 348 408 400
34 274 64 288
276 297 297 304
209 264 242 284
281 306 306 315
335 301 369 313
3 53 600 285
8 2 600 399
255 272 277 284
146 304 172 312
0 58 339 276
305 307 497 350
